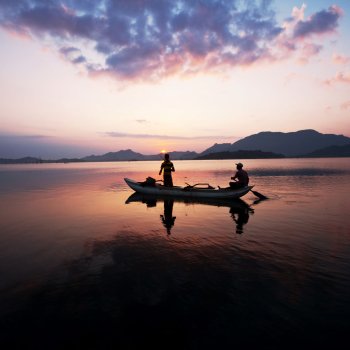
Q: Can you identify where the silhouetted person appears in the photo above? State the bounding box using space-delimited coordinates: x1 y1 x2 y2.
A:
160 199 176 234
159 153 175 187
230 162 249 189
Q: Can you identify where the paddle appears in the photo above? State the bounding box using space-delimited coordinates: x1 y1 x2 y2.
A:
231 179 268 200
250 188 268 200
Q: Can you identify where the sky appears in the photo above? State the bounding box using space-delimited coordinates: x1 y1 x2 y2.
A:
0 0 350 158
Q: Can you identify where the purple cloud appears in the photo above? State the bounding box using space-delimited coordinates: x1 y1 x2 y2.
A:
0 1 343 81
104 131 233 140
60 46 86 64
293 6 342 39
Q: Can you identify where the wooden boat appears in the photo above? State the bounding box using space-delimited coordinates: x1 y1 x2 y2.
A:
124 177 253 199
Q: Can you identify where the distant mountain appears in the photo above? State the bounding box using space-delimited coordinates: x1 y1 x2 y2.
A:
301 144 350 157
201 130 350 157
200 143 232 155
164 151 199 160
0 157 43 164
196 150 285 160
0 156 85 164
0 150 201 164
2 130 350 164
83 149 146 162
82 150 199 162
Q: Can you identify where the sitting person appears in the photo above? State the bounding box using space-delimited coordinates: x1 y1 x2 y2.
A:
230 162 249 188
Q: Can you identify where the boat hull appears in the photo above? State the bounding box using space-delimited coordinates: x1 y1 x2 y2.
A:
124 178 252 199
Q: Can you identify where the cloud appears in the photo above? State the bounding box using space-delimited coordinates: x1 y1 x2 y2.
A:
104 131 233 140
324 72 350 85
293 5 342 39
332 53 350 65
59 46 87 64
0 132 51 140
298 43 323 64
273 4 343 63
0 1 343 81
0 132 93 158
340 101 350 110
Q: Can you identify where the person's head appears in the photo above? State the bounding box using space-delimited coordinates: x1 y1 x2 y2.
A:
236 162 243 169
164 153 170 160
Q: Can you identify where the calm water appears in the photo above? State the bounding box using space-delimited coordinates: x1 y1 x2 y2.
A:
0 159 349 349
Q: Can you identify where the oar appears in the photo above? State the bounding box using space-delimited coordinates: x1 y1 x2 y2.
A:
250 188 268 200
231 179 268 200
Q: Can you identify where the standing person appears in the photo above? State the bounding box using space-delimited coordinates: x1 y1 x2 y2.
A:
230 162 249 189
159 153 175 187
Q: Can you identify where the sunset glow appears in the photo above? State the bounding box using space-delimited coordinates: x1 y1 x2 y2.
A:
0 1 350 158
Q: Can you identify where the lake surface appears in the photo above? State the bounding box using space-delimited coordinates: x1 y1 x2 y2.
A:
0 159 349 349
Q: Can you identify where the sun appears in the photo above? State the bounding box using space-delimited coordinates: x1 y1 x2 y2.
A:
160 149 166 154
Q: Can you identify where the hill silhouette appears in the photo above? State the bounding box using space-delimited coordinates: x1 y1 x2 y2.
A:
201 130 350 157
1 130 350 164
83 150 198 162
196 150 285 160
301 144 350 157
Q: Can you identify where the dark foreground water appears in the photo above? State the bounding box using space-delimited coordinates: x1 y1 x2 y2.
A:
0 159 349 349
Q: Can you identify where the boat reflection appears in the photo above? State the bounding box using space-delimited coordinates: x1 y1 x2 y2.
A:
125 193 255 235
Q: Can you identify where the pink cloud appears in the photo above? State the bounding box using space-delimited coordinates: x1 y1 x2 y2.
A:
298 43 323 64
324 72 350 85
340 101 350 110
332 54 350 65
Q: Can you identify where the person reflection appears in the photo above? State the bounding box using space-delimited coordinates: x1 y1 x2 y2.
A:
229 204 252 234
160 199 176 235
